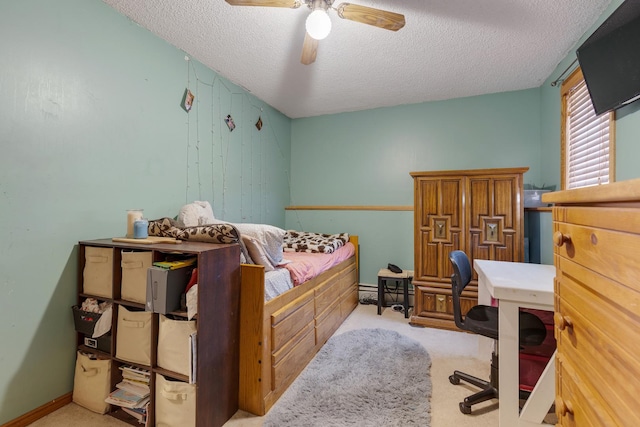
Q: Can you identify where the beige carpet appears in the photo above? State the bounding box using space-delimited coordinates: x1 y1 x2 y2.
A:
31 304 504 427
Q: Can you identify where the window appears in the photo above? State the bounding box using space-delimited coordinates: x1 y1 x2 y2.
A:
561 67 615 190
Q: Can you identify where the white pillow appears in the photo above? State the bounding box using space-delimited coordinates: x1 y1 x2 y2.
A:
178 201 215 227
242 236 275 272
233 223 286 266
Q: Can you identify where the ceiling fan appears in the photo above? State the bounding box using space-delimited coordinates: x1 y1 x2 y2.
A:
224 0 405 65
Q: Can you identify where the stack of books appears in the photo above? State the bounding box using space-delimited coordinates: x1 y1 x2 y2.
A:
152 257 196 270
105 365 151 425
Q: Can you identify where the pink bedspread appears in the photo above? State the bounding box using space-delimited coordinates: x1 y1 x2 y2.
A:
279 242 355 286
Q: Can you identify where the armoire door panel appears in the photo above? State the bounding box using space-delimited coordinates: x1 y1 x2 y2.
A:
468 179 490 229
417 180 439 226
419 240 463 281
494 179 517 228
421 240 439 278
470 235 491 260
494 239 516 261
441 179 463 228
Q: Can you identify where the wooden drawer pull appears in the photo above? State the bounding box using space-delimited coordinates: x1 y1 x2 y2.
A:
555 396 574 417
554 312 573 331
553 231 572 247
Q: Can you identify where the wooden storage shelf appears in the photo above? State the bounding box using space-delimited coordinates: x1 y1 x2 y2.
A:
75 238 240 427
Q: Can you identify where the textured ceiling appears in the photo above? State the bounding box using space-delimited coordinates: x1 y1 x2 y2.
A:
102 0 612 119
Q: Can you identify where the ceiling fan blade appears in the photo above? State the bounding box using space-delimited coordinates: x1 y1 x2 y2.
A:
301 32 319 65
225 0 301 8
336 3 405 31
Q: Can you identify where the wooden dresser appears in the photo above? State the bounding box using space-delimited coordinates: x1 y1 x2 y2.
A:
410 167 527 330
543 179 640 426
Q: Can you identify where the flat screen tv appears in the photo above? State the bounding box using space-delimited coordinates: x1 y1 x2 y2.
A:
576 0 640 116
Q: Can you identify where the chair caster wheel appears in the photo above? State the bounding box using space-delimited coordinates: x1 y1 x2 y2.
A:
459 402 472 414
449 375 460 385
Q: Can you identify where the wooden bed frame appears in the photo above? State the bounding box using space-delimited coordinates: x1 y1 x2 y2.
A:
238 235 359 416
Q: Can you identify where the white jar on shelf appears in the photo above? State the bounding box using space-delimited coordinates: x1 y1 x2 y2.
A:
126 209 144 238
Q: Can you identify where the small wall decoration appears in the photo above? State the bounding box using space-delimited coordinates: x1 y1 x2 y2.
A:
225 114 236 131
182 88 195 112
255 116 263 131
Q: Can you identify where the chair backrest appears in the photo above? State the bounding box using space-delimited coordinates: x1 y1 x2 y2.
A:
449 250 472 330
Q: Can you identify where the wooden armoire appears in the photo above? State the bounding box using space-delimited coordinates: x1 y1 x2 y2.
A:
410 167 528 330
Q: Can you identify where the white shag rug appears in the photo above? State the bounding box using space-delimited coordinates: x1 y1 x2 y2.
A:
263 328 432 427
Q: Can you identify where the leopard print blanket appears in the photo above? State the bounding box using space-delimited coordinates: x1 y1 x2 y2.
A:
148 217 241 244
283 231 349 254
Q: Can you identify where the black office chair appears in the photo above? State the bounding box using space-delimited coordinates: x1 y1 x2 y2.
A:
448 250 547 414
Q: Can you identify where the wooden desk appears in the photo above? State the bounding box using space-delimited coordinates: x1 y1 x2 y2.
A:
474 260 555 427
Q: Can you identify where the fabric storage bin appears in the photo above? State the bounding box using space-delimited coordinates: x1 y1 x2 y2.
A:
116 306 152 365
72 351 112 414
83 334 112 353
83 246 113 298
155 374 196 427
157 315 196 377
121 250 153 304
72 305 104 336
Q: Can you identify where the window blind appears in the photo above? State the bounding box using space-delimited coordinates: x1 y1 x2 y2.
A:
565 79 610 189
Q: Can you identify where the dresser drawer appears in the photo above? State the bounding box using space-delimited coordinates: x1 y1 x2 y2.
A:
556 355 617 427
556 296 640 425
556 257 640 362
556 268 640 425
554 218 640 294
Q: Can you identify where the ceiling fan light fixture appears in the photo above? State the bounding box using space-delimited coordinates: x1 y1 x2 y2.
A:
306 9 331 40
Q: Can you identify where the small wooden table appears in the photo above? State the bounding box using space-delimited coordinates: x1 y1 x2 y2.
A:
377 269 414 318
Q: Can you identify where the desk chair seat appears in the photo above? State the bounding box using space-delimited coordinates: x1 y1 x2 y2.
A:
448 250 547 414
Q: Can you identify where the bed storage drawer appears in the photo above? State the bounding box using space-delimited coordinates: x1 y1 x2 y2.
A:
314 272 341 315
271 326 315 392
338 262 357 293
315 299 342 345
340 286 358 317
271 294 314 351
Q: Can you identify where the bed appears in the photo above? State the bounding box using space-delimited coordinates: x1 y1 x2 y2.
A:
147 216 359 416
238 235 359 415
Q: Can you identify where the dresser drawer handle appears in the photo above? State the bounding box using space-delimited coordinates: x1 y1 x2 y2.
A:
553 231 572 247
554 312 573 331
555 396 574 417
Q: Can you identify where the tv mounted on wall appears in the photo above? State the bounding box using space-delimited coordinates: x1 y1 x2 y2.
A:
576 0 640 116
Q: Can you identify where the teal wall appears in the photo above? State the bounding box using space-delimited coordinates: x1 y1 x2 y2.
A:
0 0 290 423
287 90 542 286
